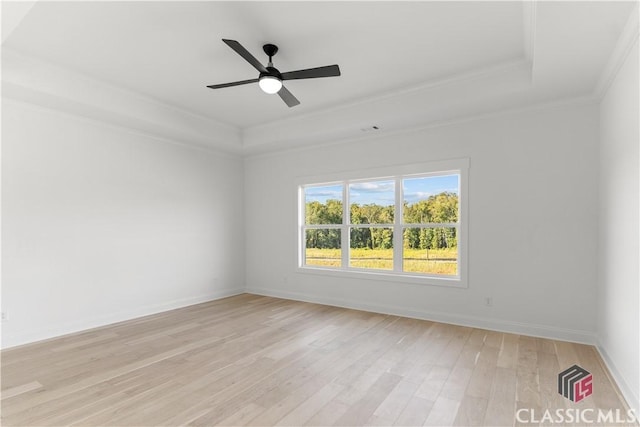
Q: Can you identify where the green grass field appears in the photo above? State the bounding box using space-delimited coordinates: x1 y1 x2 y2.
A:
305 247 457 275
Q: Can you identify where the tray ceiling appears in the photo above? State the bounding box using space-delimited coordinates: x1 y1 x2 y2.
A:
2 1 637 154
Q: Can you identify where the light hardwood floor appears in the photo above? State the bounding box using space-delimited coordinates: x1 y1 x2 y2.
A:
1 294 633 426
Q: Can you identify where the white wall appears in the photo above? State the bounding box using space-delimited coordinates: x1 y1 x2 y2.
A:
1 100 245 348
244 103 600 343
597 39 639 412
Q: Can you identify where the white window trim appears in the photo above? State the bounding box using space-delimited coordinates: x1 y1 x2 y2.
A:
296 158 469 288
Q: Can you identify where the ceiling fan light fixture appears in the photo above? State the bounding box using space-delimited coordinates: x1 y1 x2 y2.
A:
258 75 282 94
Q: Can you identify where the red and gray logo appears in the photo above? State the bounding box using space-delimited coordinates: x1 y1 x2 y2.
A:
558 365 593 402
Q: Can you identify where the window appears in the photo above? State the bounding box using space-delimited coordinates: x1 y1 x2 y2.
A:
297 159 468 287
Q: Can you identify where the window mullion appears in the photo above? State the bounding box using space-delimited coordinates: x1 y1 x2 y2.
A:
403 222 458 228
393 176 403 273
342 182 349 270
299 186 305 268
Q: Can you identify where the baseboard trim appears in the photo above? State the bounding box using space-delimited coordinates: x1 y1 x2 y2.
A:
1 288 244 350
596 344 640 415
245 287 597 345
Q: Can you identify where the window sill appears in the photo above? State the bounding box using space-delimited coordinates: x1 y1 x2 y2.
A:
296 265 467 288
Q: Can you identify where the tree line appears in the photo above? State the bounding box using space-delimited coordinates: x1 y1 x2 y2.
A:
305 192 458 250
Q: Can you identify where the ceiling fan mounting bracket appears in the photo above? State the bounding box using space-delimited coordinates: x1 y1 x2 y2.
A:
263 44 278 59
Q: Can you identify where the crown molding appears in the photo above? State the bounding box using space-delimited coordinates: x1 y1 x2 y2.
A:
242 58 531 151
245 58 529 135
3 45 534 158
245 93 598 159
1 47 243 154
2 94 243 160
594 2 639 99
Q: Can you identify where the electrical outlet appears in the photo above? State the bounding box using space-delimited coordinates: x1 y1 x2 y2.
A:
484 297 493 307
1 312 6 322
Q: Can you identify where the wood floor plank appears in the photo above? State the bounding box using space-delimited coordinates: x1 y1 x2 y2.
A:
1 294 633 426
0 381 43 400
423 395 461 426
464 346 499 399
394 396 434 426
305 400 351 426
515 335 540 407
275 382 345 426
333 372 403 426
372 378 420 422
415 365 451 401
482 367 516 426
244 375 332 427
453 395 488 427
497 332 519 369
217 403 266 427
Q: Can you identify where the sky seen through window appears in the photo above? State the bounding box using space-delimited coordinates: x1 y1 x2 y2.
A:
304 175 459 206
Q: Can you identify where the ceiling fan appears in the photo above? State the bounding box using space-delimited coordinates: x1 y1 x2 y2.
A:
207 39 341 107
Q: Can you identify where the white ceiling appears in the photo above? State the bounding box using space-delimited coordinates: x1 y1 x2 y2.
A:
2 1 637 154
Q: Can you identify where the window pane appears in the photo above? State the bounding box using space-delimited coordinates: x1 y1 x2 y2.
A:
403 175 459 223
349 227 393 270
305 185 342 225
403 227 457 275
349 180 395 224
305 229 341 267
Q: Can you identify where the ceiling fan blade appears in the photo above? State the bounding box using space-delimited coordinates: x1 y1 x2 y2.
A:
281 64 341 81
222 39 267 73
207 78 259 90
278 86 300 108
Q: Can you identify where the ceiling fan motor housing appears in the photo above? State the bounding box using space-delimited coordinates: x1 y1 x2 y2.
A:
261 66 282 80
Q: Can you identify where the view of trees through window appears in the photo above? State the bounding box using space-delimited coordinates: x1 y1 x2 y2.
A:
302 174 460 276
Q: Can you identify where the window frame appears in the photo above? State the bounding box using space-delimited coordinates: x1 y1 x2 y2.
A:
296 158 469 288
